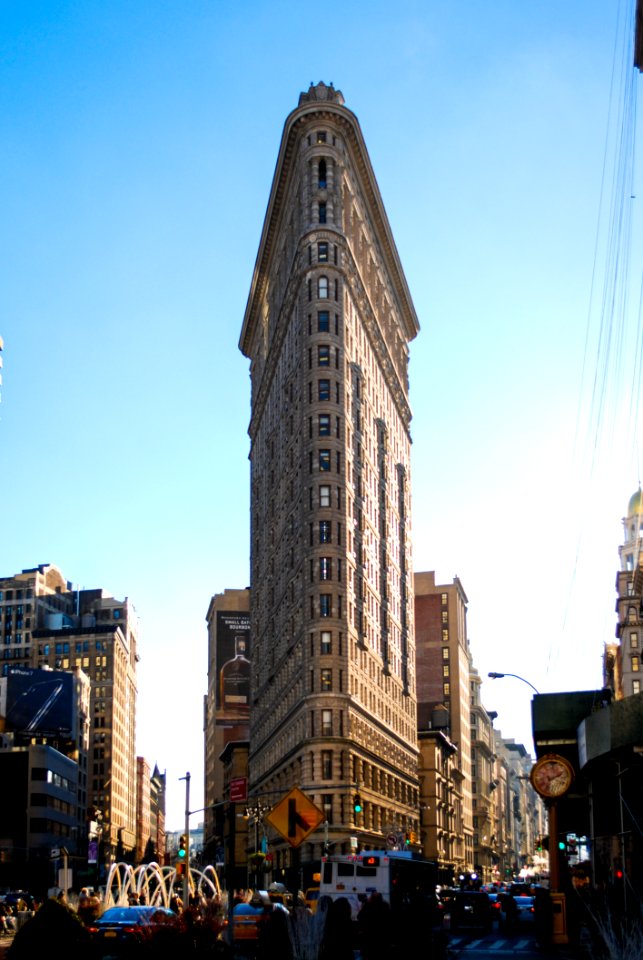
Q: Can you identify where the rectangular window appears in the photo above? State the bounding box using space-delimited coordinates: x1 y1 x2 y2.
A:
634 679 641 694
319 414 331 436
319 520 331 542
319 449 331 471
631 632 639 648
443 664 449 677
320 485 331 507
322 750 332 779
632 656 640 672
318 242 329 262
442 647 449 660
320 594 332 617
320 558 332 580
321 630 332 654
321 669 332 691
323 794 333 820
443 683 450 697
318 345 330 366
442 629 449 642
318 311 330 332
319 202 327 224
318 379 330 401
322 709 332 735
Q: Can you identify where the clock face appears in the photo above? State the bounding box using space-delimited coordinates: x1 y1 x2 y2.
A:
530 755 574 798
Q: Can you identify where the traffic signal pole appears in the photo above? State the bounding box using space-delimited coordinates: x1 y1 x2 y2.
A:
180 772 191 909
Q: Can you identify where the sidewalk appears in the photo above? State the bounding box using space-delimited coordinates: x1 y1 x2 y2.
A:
0 930 15 959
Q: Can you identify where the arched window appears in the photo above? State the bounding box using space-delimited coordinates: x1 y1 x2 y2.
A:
318 159 327 189
318 276 329 298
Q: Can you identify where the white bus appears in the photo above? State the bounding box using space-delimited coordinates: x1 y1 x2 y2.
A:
319 849 439 919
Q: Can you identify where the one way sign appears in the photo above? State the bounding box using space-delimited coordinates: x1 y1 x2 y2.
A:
265 787 325 848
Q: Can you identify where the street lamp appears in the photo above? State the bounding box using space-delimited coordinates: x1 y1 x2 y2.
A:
488 672 540 694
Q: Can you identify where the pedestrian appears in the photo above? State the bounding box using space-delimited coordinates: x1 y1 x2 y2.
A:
256 904 293 960
357 892 392 960
320 896 355 960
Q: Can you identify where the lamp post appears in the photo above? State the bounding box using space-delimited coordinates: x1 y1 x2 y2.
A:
243 800 269 886
487 672 540 694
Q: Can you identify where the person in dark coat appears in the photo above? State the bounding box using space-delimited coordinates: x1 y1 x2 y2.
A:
357 892 392 960
320 896 355 960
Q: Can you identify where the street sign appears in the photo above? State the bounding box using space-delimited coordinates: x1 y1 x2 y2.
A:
265 787 325 848
386 833 397 848
51 847 61 859
230 777 248 803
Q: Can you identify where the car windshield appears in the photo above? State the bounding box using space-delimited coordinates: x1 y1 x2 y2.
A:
100 907 156 923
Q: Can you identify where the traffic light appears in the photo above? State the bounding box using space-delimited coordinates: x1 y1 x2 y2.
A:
178 835 187 859
176 862 185 878
404 833 411 846
409 831 417 844
353 794 362 814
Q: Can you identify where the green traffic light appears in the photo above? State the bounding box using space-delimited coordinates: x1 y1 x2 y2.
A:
177 848 186 858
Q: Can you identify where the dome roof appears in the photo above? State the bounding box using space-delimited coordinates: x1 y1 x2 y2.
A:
628 488 643 516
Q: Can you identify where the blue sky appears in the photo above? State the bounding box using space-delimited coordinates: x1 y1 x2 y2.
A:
1 1 641 830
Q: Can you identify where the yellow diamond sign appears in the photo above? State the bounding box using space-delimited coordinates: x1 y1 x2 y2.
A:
265 787 325 848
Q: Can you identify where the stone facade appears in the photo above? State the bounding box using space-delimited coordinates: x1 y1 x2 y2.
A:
239 83 421 866
608 488 643 698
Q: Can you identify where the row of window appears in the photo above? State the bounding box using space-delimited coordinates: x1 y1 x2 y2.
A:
32 768 74 791
0 589 34 601
30 793 74 815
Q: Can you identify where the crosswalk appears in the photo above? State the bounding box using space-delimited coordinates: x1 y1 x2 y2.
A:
449 936 536 952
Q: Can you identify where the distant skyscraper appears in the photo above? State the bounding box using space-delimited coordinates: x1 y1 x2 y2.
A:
240 83 421 867
607 488 643 698
204 587 250 859
0 564 139 858
414 571 474 870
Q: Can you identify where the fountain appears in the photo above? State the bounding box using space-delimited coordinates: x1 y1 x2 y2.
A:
103 862 222 908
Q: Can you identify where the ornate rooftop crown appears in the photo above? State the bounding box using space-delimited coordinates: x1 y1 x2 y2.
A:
298 81 345 107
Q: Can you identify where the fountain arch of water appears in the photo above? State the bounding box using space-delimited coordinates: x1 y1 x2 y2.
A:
104 862 222 908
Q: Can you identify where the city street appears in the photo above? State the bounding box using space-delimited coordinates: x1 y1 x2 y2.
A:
445 929 588 960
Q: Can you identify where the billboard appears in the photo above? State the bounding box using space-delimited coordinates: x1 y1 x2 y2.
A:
215 611 250 724
5 667 74 737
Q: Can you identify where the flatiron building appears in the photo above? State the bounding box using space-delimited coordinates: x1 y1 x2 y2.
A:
240 83 421 866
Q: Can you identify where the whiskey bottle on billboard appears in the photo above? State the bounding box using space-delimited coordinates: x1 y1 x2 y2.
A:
219 635 250 718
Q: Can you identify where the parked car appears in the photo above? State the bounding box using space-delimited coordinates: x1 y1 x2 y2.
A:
89 905 176 955
450 891 493 933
